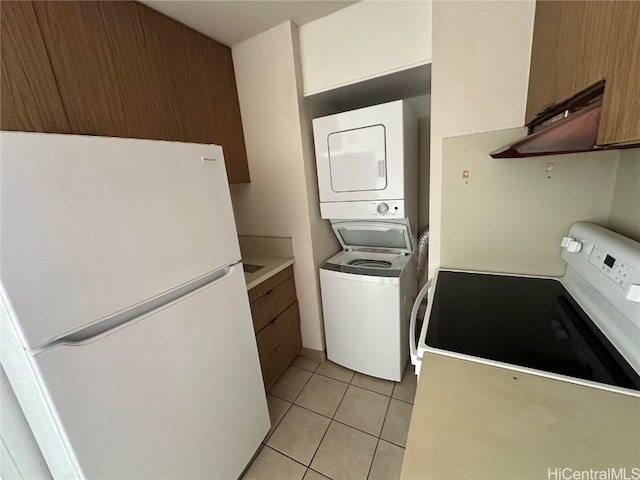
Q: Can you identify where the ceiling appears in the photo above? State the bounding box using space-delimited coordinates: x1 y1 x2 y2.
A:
139 1 357 46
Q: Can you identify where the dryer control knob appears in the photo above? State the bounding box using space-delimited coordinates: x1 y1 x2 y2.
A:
377 203 389 214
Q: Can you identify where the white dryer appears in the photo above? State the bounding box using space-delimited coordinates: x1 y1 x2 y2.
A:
319 220 416 382
312 100 417 227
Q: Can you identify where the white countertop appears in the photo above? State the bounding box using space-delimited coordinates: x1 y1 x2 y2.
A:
401 353 640 480
242 254 295 291
238 235 295 290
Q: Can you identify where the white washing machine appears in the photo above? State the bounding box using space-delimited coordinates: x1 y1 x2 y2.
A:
312 100 417 226
319 220 416 382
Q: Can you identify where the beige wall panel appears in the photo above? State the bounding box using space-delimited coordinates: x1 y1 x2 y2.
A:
441 128 619 277
299 1 431 95
608 148 640 242
429 0 536 277
230 22 331 351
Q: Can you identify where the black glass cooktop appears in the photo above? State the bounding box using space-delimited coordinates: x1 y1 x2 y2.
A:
425 271 640 391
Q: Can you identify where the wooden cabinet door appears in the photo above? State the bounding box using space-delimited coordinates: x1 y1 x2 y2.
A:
32 1 166 140
255 302 302 389
138 4 249 183
597 1 640 145
527 1 640 145
250 276 297 332
280 303 302 371
526 1 614 124
0 1 70 133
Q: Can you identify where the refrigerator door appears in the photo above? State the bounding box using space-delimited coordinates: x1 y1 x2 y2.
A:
30 264 269 479
1 132 240 351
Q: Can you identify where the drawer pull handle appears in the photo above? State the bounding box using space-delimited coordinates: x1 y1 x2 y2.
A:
273 344 281 352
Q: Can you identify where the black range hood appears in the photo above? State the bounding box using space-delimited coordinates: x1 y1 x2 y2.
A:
490 81 605 158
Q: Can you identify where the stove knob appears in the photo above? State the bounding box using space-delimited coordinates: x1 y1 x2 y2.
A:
567 240 582 253
626 284 640 303
377 203 389 214
560 236 574 248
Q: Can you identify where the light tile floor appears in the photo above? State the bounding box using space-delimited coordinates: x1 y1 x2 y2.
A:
242 358 417 480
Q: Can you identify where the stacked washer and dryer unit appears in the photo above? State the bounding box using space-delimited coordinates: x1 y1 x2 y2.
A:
313 100 418 382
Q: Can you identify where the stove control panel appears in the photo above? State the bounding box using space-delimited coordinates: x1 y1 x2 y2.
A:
561 222 640 377
588 247 634 288
562 222 640 320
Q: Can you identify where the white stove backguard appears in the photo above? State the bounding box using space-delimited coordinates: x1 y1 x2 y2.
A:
560 222 640 375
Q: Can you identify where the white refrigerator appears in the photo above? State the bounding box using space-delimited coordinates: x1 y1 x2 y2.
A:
0 131 270 479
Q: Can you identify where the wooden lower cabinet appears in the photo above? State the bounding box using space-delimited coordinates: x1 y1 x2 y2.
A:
255 303 302 389
249 266 302 389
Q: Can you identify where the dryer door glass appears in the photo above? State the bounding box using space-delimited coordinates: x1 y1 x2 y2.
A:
328 125 387 192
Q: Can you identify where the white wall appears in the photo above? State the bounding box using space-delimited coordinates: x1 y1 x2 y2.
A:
440 129 620 276
429 0 536 276
417 118 431 233
291 26 342 311
230 21 336 352
299 0 432 95
608 148 640 242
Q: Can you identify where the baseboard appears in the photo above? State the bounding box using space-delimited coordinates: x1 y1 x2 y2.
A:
299 347 326 363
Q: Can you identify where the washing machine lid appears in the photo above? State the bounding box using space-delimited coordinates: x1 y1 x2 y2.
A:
331 220 413 255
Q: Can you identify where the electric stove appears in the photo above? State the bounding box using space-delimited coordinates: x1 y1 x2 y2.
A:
411 223 640 396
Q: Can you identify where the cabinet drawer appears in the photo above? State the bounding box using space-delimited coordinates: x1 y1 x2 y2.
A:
278 302 302 375
255 319 279 388
255 302 301 389
250 276 297 333
248 266 293 303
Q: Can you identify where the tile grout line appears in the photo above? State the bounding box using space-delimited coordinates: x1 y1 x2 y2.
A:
262 394 294 445
303 368 354 476
367 381 410 478
279 400 401 446
343 371 388 480
378 386 401 447
267 365 316 404
306 466 334 480
263 365 318 453
366 438 382 480
264 365 350 476
263 363 412 477
258 444 310 473
268 371 412 407
310 367 390 479
313 371 354 384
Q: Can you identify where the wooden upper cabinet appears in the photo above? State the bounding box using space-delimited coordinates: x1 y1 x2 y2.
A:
138 4 250 183
526 1 613 123
0 1 70 133
597 2 640 145
526 1 640 146
33 1 166 140
1 1 249 183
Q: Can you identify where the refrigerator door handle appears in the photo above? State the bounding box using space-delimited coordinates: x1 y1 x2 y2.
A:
34 264 237 353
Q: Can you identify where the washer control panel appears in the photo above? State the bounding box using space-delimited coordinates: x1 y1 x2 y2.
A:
589 247 634 288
